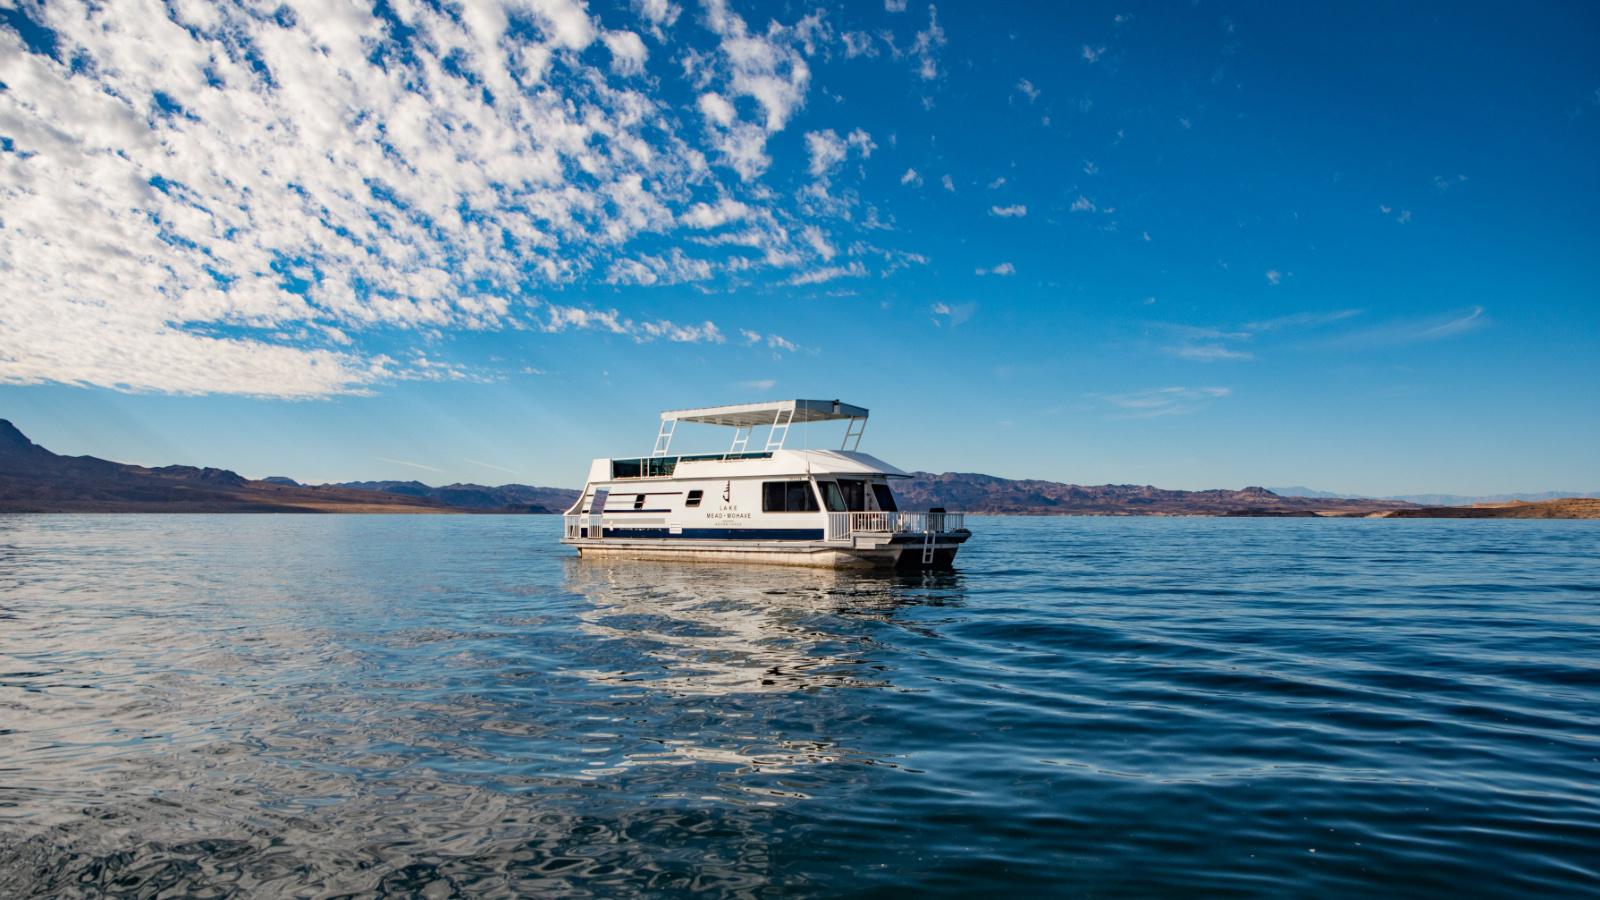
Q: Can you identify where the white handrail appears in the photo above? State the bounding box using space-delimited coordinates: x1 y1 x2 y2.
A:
827 511 965 537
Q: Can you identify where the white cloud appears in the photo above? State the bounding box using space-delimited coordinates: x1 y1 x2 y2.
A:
1099 386 1230 418
681 197 750 228
0 0 879 397
901 168 923 186
941 174 956 192
987 176 1007 189
788 262 867 285
739 378 777 391
842 31 877 58
1070 195 1096 212
911 5 947 80
603 30 650 75
1082 44 1106 63
975 262 1015 276
1265 269 1283 285
1171 344 1253 362
542 304 723 344
990 204 1028 217
885 0 909 11
1015 79 1040 103
930 301 976 327
805 127 873 179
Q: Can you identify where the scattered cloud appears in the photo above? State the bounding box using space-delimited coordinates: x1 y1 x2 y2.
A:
0 0 894 398
738 378 777 391
379 457 444 473
1171 344 1253 362
788 262 868 285
941 174 956 192
1082 44 1106 63
885 0 908 10
975 262 1016 276
1015 78 1041 103
1070 195 1097 212
930 301 977 327
1265 269 1283 286
910 5 947 80
1098 387 1230 418
466 458 521 476
542 305 724 344
901 168 924 186
990 204 1028 217
805 127 875 178
1324 306 1487 349
987 176 1008 189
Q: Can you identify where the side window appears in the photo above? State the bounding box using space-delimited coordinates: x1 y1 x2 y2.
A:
762 481 819 512
763 482 785 512
871 483 898 512
685 489 703 508
838 479 866 511
633 494 646 510
819 481 847 512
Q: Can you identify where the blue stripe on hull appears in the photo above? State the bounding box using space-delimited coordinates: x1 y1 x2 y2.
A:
588 527 825 541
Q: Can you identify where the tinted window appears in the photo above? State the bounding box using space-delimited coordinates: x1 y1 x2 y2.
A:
611 458 642 479
762 481 819 512
819 481 846 512
871 483 898 512
838 479 866 511
685 489 703 508
633 494 646 510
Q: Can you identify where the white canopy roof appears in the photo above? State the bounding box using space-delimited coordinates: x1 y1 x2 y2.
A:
661 399 868 428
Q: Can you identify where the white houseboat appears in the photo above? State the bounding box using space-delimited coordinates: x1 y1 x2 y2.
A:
560 400 970 569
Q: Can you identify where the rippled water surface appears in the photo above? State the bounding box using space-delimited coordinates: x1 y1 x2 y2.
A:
2 515 1598 897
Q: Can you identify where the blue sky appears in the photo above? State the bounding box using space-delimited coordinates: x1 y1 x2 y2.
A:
1 0 1596 494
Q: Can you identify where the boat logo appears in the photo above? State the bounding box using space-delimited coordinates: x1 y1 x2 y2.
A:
722 480 731 502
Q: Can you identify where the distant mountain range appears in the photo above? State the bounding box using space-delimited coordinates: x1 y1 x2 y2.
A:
1269 486 1600 505
2 419 1593 518
0 420 569 513
899 473 1414 516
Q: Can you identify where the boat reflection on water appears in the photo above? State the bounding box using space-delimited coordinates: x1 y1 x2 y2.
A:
562 558 968 697
558 558 968 789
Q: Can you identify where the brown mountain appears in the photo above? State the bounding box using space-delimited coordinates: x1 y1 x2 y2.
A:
896 472 1417 516
0 420 456 513
1380 498 1600 519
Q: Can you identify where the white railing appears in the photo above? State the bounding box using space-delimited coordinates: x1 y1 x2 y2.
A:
827 511 965 539
563 515 583 538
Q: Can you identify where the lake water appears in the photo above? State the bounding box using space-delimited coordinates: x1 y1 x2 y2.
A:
1 515 1597 897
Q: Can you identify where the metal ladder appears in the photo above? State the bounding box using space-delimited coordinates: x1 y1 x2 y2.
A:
652 418 676 456
922 531 935 565
764 407 795 451
841 416 867 451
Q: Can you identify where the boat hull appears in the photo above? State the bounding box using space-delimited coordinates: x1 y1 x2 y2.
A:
562 532 968 569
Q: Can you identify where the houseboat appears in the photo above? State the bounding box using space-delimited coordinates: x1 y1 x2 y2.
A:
560 400 970 568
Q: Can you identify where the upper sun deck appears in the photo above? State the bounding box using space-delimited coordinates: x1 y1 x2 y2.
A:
651 399 870 458
583 401 896 484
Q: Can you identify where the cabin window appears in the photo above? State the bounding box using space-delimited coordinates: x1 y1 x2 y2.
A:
611 459 642 479
837 479 867 511
819 481 847 512
872 483 898 512
685 489 703 508
631 494 646 510
762 481 819 512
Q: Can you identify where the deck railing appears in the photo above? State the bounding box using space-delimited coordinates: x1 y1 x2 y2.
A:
826 511 965 540
567 511 964 541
